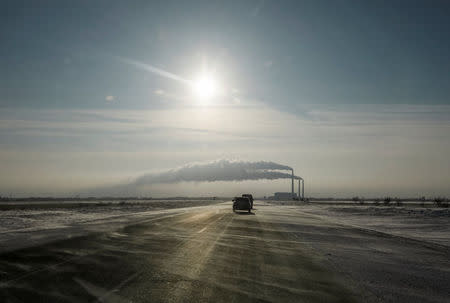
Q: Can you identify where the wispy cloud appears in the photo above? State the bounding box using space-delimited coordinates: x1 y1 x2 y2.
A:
116 56 191 85
1 104 449 196
105 95 115 102
2 105 449 145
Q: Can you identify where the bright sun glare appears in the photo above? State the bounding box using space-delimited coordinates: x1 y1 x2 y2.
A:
192 74 218 101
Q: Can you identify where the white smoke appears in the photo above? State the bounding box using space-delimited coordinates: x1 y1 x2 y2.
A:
88 160 299 196
133 160 295 185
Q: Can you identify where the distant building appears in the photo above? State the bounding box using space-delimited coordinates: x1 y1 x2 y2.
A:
269 192 297 200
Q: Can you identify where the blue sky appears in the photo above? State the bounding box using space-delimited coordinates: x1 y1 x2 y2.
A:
3 0 450 110
1 1 450 197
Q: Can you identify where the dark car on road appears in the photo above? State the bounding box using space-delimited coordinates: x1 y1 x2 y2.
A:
242 194 254 209
232 197 252 213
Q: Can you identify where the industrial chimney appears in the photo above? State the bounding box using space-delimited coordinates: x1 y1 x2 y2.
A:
297 177 304 200
291 169 294 198
302 178 304 200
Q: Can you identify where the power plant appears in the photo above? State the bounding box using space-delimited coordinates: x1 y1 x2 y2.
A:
269 168 305 201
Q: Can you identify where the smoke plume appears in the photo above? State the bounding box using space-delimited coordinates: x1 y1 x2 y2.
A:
88 160 299 196
133 160 295 185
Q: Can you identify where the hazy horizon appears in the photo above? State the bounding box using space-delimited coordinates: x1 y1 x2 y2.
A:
1 1 450 198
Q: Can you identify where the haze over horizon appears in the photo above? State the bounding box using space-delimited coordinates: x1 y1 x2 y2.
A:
1 1 450 197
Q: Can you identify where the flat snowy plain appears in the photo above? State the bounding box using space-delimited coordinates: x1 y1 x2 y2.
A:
270 202 450 247
0 199 225 253
0 200 449 302
1 199 448 253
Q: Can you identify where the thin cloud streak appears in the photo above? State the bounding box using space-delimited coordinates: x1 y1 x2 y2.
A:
116 56 191 85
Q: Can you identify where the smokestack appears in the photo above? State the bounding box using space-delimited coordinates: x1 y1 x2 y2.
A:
291 169 294 198
302 178 305 200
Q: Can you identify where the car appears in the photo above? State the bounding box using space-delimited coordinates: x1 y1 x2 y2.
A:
242 194 254 209
232 197 252 213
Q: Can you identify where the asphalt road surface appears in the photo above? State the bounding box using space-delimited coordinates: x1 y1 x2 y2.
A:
0 201 448 302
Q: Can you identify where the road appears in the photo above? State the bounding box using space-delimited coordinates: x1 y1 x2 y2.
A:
0 201 448 302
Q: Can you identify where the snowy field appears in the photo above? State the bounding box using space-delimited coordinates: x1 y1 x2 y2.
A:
1 199 449 254
267 201 450 247
0 200 449 302
0 199 225 253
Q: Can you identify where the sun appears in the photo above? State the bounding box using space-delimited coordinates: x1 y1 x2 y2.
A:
192 73 218 101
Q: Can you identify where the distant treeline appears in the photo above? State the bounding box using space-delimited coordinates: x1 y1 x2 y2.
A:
0 196 228 202
298 197 449 202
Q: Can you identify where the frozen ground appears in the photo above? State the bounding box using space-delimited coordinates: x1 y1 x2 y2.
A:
0 199 224 253
0 200 448 302
298 203 450 247
1 200 449 254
